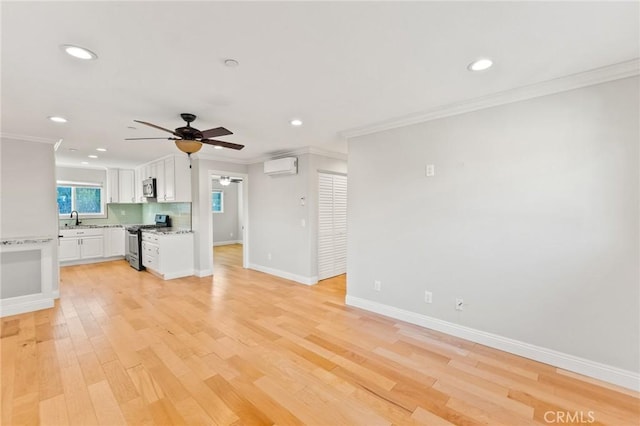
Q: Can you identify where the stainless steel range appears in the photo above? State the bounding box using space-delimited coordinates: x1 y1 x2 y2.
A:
127 214 170 270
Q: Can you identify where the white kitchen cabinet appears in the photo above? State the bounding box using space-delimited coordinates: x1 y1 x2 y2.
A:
59 228 104 262
104 227 126 257
135 155 191 203
141 231 193 279
58 237 80 261
135 166 147 203
118 169 135 203
107 168 119 203
107 168 136 203
162 156 175 201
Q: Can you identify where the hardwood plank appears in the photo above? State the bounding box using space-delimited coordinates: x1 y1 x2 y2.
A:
3 248 636 426
87 380 127 425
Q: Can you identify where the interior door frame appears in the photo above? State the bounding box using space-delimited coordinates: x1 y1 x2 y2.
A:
208 169 249 271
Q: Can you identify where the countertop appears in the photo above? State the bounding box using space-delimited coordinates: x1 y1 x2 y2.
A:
61 224 127 229
141 228 193 235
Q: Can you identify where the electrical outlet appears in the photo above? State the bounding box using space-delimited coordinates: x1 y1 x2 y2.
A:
424 291 432 303
374 280 381 291
267 252 272 261
455 298 464 311
230 232 234 237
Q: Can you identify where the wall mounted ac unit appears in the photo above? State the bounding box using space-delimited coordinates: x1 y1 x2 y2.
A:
264 157 297 175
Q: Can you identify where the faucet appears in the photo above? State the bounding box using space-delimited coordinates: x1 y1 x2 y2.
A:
70 210 81 226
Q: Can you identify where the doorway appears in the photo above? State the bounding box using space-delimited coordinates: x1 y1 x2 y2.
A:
317 172 347 281
208 170 249 273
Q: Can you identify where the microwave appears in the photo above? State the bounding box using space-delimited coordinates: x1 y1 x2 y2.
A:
142 178 156 198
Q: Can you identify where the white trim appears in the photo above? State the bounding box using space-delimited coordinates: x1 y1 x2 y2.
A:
0 297 54 317
340 59 640 139
212 240 242 247
162 270 194 280
194 268 213 277
59 255 125 267
195 146 348 165
52 290 60 299
0 132 59 144
345 295 640 392
249 263 318 286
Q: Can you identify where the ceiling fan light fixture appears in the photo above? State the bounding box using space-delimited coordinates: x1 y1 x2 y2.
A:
219 176 231 186
175 140 203 154
61 44 98 60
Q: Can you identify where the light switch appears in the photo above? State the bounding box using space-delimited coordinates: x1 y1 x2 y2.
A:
426 164 435 177
301 219 306 228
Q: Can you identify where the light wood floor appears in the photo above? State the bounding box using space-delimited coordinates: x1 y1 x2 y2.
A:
1 245 638 425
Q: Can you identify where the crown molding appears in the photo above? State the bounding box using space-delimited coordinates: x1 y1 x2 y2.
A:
195 146 348 165
340 59 640 139
0 132 60 144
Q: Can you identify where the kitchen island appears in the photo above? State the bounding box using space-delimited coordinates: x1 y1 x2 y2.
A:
141 229 193 280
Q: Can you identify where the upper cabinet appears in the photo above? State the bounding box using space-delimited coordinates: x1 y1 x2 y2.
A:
135 155 191 203
107 168 136 203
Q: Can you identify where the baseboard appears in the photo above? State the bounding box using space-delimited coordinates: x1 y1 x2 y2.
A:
345 295 640 392
60 256 125 267
0 296 55 318
194 269 212 277
249 263 318 286
213 240 242 247
52 290 60 299
163 270 195 280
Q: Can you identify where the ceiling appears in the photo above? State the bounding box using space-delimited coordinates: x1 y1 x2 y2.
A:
2 1 638 169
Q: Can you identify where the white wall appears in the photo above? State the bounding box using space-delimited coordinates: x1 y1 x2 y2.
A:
347 77 639 379
249 155 311 281
248 153 347 284
1 137 59 292
212 180 240 244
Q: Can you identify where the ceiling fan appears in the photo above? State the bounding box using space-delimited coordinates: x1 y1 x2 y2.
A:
217 176 242 186
126 113 244 156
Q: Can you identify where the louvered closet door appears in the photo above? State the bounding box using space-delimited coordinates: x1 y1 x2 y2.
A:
318 173 348 280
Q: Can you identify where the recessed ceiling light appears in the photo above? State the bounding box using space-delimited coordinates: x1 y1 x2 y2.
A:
88 155 98 159
81 161 89 165
61 44 98 60
214 145 223 150
224 58 239 67
468 58 493 71
48 116 67 123
96 148 107 152
290 119 303 126
68 148 77 152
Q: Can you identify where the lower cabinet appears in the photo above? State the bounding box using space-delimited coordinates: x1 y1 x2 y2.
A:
59 227 126 264
58 229 104 262
104 227 126 257
141 231 193 280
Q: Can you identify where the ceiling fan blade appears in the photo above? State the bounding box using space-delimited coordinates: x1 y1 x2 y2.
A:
201 139 245 150
200 127 233 139
125 137 176 140
133 120 179 136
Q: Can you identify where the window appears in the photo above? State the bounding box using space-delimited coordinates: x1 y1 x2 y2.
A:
57 182 104 216
212 190 224 213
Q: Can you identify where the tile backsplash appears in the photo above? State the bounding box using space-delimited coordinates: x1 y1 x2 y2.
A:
142 203 191 229
59 202 191 229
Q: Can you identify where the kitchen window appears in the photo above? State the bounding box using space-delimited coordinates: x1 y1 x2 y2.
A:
57 182 105 216
212 190 224 213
